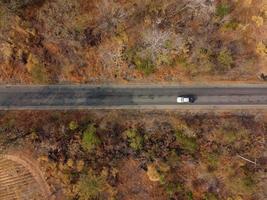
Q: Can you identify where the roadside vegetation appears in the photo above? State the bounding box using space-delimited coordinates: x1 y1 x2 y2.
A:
0 0 266 83
0 111 266 199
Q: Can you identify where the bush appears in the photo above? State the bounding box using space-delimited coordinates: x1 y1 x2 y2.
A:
223 20 239 31
30 64 49 83
216 3 231 18
206 152 219 170
124 129 143 151
217 49 233 70
124 47 155 76
175 130 198 154
228 174 256 195
134 56 155 76
242 175 255 190
146 164 162 182
222 130 237 143
76 171 107 200
165 182 183 197
204 192 218 200
2 0 43 11
82 124 101 152
26 54 49 83
69 121 78 131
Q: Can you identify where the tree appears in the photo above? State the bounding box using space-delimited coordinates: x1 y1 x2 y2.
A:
81 124 101 152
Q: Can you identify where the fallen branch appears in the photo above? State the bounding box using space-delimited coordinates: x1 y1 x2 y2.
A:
237 155 257 165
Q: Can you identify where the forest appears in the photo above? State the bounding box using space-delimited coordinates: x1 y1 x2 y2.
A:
0 111 266 199
0 0 266 83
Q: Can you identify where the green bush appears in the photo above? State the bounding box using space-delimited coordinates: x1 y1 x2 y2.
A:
82 124 101 152
242 175 255 190
165 182 183 197
217 49 233 70
133 56 155 76
69 121 78 131
124 129 143 151
228 174 256 195
175 130 198 154
222 130 237 143
76 171 107 200
206 152 219 170
216 3 231 18
223 20 239 30
186 191 194 200
30 64 49 84
124 47 155 75
204 192 218 200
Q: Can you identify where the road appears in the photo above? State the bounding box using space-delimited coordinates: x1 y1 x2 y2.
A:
0 85 267 109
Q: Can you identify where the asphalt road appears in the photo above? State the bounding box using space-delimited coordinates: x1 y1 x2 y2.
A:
0 85 267 109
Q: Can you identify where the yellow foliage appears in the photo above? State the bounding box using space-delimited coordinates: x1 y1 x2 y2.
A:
241 0 252 7
1 43 13 63
76 160 85 172
157 161 170 173
26 53 49 83
58 162 68 171
37 155 49 162
251 16 264 27
26 53 39 72
67 159 74 168
256 42 267 55
146 164 161 182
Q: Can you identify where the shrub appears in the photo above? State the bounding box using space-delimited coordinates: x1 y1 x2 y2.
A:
76 160 85 172
256 42 267 56
223 20 239 31
222 130 237 143
124 47 155 75
166 150 180 167
157 53 174 66
242 175 255 190
69 121 78 131
165 182 183 197
174 53 192 70
217 49 233 70
251 16 264 27
146 164 162 182
124 129 143 151
26 54 49 83
134 56 155 75
0 6 6 28
206 152 219 170
30 64 49 83
228 174 256 195
2 0 43 11
82 124 101 152
76 170 107 200
175 130 198 154
204 192 218 200
216 3 231 18
186 191 194 200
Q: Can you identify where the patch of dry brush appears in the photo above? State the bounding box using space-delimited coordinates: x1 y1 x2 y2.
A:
0 111 266 199
0 0 266 83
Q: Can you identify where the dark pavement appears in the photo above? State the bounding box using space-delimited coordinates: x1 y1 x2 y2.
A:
0 85 266 109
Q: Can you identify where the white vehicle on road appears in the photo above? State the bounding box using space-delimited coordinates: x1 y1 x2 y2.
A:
176 96 195 103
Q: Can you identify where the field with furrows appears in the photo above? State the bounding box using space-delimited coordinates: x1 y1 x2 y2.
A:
0 157 45 200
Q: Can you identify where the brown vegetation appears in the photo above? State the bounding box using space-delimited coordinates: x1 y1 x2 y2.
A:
0 0 266 83
0 110 266 199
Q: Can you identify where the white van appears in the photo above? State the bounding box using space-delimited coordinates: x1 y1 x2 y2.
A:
176 96 195 103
